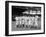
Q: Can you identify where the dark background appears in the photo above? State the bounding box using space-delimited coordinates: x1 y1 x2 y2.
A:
12 6 41 21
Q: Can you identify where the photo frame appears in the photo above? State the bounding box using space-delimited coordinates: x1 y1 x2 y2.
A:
5 1 45 36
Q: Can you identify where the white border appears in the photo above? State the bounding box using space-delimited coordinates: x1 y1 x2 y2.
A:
9 3 44 35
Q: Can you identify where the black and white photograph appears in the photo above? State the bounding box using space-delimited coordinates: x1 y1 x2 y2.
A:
5 1 45 36
12 6 41 31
